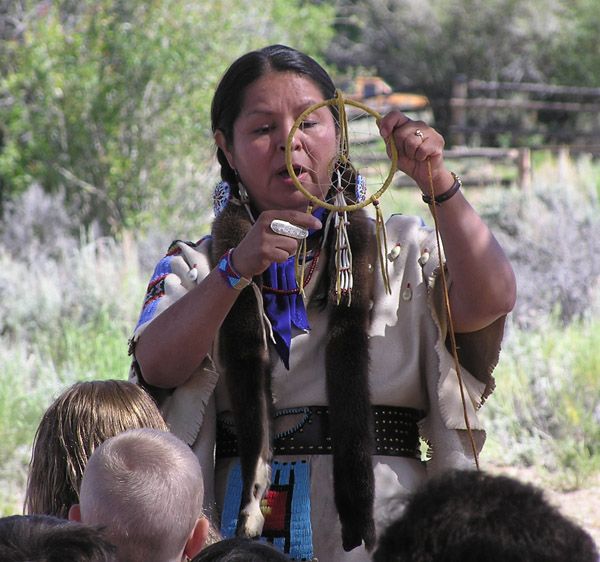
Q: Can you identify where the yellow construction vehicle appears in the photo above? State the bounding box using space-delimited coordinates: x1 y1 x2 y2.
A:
347 76 430 114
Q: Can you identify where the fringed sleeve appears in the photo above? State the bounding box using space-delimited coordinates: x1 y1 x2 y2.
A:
418 228 506 474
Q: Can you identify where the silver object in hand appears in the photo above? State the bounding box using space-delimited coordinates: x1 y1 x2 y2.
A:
270 219 309 239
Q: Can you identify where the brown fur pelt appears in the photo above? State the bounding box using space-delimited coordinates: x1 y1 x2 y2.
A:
325 209 376 551
211 203 273 536
211 201 377 551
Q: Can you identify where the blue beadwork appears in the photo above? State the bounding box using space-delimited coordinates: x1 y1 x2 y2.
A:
213 180 231 217
218 249 250 290
220 460 313 560
355 174 367 203
273 407 312 439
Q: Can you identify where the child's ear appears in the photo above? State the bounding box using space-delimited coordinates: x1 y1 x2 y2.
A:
68 504 81 522
183 517 209 559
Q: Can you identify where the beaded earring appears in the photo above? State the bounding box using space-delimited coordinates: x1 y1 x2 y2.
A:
355 174 367 203
231 169 255 223
213 168 253 219
213 180 232 217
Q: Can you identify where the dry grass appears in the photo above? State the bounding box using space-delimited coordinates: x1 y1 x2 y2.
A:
0 155 599 539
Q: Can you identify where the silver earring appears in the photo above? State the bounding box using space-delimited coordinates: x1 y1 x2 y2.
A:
237 181 250 204
232 170 254 222
233 169 250 205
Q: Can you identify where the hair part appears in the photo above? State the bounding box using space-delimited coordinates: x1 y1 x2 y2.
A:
210 44 336 186
79 428 204 562
25 380 168 519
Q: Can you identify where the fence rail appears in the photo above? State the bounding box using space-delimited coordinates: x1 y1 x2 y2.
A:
390 147 532 191
353 79 600 191
449 76 600 147
465 80 600 97
450 97 600 113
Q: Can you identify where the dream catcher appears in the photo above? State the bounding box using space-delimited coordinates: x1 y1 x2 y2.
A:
285 89 481 469
285 90 398 303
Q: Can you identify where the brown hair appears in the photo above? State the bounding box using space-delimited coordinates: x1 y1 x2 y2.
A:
24 380 168 518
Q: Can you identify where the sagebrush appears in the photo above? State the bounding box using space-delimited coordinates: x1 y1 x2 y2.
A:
0 154 599 514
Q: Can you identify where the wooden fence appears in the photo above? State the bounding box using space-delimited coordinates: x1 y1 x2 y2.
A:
442 77 600 189
449 76 600 148
387 146 531 191
352 78 600 191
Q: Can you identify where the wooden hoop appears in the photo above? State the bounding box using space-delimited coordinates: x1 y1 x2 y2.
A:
285 91 398 212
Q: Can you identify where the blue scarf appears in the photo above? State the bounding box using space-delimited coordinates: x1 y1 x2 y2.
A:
262 208 326 369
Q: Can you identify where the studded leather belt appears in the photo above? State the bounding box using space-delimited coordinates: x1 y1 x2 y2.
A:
216 405 425 460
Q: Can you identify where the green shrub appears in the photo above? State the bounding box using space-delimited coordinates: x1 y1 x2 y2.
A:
0 318 132 515
0 0 335 234
482 316 600 489
0 152 599 514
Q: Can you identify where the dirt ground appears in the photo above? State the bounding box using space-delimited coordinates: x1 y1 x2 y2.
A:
491 465 600 549
550 485 600 547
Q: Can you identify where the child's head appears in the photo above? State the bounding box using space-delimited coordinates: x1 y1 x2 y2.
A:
192 537 290 561
74 428 207 562
373 469 599 562
25 379 168 518
0 514 117 562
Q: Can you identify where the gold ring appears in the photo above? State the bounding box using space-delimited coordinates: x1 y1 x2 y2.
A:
270 219 309 240
415 129 424 139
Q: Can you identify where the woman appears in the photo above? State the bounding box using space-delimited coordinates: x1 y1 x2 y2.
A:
130 45 516 561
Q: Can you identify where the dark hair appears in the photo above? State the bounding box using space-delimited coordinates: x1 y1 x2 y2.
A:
211 44 336 186
373 469 599 562
191 537 289 562
0 515 117 562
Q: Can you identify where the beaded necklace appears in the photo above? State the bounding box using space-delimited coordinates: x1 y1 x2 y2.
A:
261 249 321 295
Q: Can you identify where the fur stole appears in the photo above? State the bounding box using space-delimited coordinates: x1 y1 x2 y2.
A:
211 202 376 551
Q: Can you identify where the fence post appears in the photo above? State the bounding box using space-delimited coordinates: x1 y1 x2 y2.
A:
450 75 468 146
557 145 572 184
517 148 531 192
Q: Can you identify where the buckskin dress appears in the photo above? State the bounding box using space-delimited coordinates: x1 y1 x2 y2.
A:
129 213 505 562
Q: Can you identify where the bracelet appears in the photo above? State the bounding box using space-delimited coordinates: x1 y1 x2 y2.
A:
422 172 462 205
217 249 252 291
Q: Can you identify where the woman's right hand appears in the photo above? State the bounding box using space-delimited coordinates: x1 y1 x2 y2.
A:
231 210 322 279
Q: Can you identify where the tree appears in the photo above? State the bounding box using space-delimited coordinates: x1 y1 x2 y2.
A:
544 0 600 87
0 0 334 233
326 0 572 140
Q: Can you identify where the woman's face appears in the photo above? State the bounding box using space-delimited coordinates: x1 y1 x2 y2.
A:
217 71 337 213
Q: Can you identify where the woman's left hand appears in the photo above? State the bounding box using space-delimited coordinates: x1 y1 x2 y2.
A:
380 112 517 333
379 111 454 196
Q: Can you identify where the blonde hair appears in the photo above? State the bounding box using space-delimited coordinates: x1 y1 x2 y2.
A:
24 379 168 518
79 428 204 562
